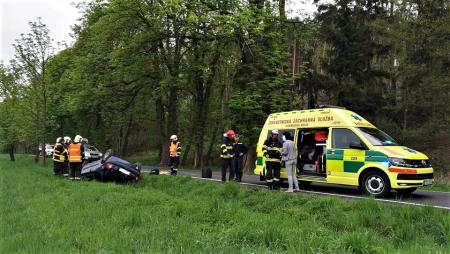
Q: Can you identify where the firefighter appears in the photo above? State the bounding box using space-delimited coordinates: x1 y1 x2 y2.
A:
263 129 282 190
233 134 248 182
68 135 84 180
62 136 71 177
168 135 181 175
52 137 67 176
221 130 235 182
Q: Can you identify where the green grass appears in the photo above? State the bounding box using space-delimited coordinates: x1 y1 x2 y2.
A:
1 155 449 253
423 183 450 192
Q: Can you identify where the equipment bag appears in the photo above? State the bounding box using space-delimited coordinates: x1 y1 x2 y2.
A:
202 168 212 178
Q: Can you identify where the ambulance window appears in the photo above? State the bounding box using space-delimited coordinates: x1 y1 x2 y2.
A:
356 127 398 146
332 128 365 149
266 129 295 143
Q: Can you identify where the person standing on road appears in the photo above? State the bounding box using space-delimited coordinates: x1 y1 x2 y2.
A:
221 130 235 182
68 135 84 180
263 130 282 190
233 134 248 182
62 136 72 177
282 132 300 192
168 135 181 175
52 137 67 176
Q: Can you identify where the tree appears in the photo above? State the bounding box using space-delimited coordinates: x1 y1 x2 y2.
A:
12 18 56 165
0 65 22 161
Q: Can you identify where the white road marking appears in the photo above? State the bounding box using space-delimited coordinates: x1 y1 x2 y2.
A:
188 176 450 211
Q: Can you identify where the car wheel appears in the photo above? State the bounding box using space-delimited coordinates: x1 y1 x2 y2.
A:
396 188 417 195
362 171 391 198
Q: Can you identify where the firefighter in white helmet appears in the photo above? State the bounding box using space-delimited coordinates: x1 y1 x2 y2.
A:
52 137 67 176
68 135 85 180
168 135 181 175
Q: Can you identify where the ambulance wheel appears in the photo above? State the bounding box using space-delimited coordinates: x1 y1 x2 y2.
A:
396 188 417 195
362 171 391 198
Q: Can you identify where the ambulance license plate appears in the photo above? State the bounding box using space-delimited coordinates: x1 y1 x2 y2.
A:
423 179 433 186
119 168 131 176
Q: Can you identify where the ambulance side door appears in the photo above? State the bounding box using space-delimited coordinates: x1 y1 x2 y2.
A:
326 128 367 186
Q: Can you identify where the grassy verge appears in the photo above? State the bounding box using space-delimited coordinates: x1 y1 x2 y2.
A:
1 155 449 253
423 183 450 192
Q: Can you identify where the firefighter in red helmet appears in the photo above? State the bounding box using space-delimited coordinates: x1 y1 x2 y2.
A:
220 130 235 182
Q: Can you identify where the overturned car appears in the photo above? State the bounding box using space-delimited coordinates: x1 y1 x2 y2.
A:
81 149 141 182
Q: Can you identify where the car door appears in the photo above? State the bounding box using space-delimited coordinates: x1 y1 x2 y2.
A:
326 128 367 185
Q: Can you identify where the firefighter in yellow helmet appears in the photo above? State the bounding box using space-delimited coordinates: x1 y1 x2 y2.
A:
168 135 181 175
68 135 85 180
52 137 67 176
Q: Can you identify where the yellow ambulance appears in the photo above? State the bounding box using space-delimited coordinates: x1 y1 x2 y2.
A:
254 107 434 197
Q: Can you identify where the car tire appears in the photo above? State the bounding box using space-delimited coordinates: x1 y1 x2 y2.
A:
362 171 391 198
396 188 417 195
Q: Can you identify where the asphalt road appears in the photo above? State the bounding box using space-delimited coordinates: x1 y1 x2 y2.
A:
142 167 450 211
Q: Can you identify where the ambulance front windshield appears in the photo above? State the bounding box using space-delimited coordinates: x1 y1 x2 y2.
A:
356 127 398 146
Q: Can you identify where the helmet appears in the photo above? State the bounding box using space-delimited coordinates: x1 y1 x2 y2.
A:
170 135 178 141
56 137 63 143
271 129 279 135
226 130 235 138
74 135 83 143
64 136 71 144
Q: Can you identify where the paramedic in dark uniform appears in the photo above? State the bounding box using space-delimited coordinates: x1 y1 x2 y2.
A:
262 129 283 190
233 134 248 182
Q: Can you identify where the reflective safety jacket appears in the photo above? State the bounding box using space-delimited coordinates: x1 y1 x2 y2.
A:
221 137 234 159
68 143 83 163
263 138 282 163
169 141 181 157
52 143 67 163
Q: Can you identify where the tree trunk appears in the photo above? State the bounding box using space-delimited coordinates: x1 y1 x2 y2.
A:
121 117 133 156
244 149 256 173
35 144 40 163
181 143 191 166
167 86 178 136
156 97 169 164
205 127 219 166
279 0 286 21
9 143 15 161
42 137 47 166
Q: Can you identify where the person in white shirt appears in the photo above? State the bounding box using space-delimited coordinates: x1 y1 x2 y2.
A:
281 132 300 192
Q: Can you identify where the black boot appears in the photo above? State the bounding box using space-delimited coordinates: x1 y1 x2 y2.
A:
267 182 273 190
273 181 279 190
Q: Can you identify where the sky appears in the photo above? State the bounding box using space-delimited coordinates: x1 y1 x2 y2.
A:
0 0 320 64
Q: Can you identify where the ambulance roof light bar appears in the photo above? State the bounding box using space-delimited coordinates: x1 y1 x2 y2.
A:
317 105 347 109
